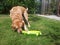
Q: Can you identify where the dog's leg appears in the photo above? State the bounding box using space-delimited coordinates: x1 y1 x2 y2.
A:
23 11 30 27
24 24 28 31
28 22 30 27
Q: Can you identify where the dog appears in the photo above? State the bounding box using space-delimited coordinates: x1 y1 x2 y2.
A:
10 6 30 33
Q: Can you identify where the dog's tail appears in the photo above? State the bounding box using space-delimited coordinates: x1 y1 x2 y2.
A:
26 8 28 11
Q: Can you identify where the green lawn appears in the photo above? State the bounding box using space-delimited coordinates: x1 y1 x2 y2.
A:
0 14 60 45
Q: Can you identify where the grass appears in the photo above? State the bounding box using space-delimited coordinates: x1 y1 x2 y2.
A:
0 14 60 45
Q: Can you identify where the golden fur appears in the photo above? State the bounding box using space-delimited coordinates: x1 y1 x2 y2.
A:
10 6 30 33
